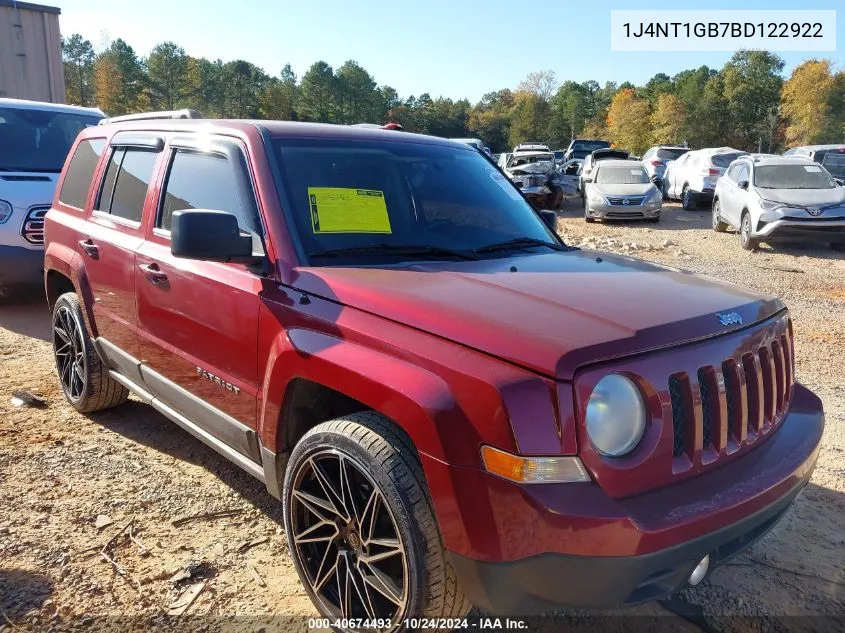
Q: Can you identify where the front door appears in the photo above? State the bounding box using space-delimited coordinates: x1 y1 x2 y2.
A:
135 139 265 463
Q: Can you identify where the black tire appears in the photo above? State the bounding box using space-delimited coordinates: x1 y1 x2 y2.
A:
740 212 759 251
661 178 669 201
52 292 129 413
831 242 845 252
585 216 596 223
712 199 729 232
681 185 697 210
647 216 660 224
283 412 470 630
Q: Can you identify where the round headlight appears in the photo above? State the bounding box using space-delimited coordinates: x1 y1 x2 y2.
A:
585 374 647 457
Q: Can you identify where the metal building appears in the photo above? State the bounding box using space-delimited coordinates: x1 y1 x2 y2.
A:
0 0 64 103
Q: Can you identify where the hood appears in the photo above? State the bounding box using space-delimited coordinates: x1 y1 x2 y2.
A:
593 183 657 197
0 172 58 211
758 186 845 208
509 162 553 176
294 251 783 380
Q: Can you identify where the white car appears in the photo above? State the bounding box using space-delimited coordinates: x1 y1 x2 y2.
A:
450 137 491 156
0 98 105 296
712 155 845 251
513 142 549 153
663 147 747 210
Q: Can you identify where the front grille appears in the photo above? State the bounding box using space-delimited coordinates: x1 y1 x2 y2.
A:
606 197 645 206
21 205 50 245
669 326 794 467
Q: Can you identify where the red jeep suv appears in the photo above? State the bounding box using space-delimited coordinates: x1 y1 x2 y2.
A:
43 114 824 627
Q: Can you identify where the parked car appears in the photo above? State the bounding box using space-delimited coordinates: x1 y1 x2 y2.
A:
450 137 491 156
502 150 562 209
583 160 662 223
713 155 845 251
641 145 689 187
513 141 549 153
783 144 845 184
663 147 747 210
579 148 630 200
0 98 104 297
496 152 512 171
564 138 610 161
44 113 824 626
556 158 583 196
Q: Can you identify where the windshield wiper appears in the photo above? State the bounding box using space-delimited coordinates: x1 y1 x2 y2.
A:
473 237 564 254
310 244 479 261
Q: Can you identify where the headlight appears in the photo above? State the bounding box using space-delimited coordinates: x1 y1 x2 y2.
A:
647 188 663 204
0 200 12 224
759 198 784 212
586 188 605 204
585 374 647 457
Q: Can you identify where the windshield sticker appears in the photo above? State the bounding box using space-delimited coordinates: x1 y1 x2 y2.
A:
489 169 523 200
308 187 392 234
804 165 822 172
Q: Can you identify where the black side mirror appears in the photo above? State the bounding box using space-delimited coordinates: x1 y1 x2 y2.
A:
171 209 256 264
539 209 557 230
738 180 749 190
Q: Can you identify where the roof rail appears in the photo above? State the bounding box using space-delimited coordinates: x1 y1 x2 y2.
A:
98 109 203 125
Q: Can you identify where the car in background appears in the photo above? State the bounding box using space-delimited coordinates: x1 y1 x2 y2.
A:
641 145 689 188
663 147 747 210
583 159 662 223
513 142 549 153
0 98 104 298
497 152 512 171
712 155 845 251
564 138 610 161
579 148 630 200
553 150 565 163
783 145 845 184
502 150 562 209
451 137 491 156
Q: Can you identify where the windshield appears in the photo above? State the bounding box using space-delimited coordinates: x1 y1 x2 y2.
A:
754 164 836 189
820 152 845 179
0 107 102 172
272 138 560 265
510 153 554 167
595 166 650 184
656 148 688 160
711 152 746 168
572 140 609 151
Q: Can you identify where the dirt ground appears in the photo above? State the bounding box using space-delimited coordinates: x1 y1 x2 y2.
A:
1 201 843 632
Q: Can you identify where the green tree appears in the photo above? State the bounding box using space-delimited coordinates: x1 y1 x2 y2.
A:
549 81 588 144
335 60 379 124
221 60 268 118
147 42 189 110
184 57 224 117
642 72 673 104
508 91 550 147
298 61 336 122
721 50 785 150
93 39 148 115
62 34 96 106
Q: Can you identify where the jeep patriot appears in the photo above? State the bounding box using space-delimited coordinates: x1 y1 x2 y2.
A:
43 114 825 627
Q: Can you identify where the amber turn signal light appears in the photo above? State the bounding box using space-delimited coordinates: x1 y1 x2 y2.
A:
480 446 590 484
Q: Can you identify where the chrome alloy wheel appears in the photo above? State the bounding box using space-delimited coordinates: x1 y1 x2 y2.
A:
288 449 409 626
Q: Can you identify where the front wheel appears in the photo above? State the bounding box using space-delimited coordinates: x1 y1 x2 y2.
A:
52 292 128 413
712 200 729 232
740 213 759 251
283 413 470 631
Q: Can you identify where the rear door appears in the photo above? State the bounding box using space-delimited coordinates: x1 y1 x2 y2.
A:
78 134 163 379
135 137 266 464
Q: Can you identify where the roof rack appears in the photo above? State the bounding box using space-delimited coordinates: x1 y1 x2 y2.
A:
98 109 203 125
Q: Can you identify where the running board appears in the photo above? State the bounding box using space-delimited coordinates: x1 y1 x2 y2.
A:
107 369 266 483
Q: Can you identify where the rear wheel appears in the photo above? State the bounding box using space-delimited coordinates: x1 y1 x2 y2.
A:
740 212 759 251
712 199 729 232
661 178 669 201
682 185 697 210
283 413 470 631
52 292 128 413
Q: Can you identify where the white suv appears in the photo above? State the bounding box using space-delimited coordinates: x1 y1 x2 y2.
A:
712 155 845 251
663 147 746 210
0 99 104 296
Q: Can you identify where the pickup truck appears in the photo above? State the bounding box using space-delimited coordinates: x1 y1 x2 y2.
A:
43 112 824 627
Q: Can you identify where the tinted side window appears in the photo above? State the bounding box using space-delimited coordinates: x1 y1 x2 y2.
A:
96 147 158 223
735 163 749 183
158 150 249 232
58 139 106 209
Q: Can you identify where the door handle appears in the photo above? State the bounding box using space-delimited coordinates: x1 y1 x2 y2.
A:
138 263 168 285
78 239 99 257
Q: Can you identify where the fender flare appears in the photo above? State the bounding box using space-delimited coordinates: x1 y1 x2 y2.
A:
44 242 98 337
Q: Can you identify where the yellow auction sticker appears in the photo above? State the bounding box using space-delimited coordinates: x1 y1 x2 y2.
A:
308 187 392 234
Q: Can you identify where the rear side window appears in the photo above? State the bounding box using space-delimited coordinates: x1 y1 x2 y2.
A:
96 147 159 223
58 139 106 209
158 150 249 232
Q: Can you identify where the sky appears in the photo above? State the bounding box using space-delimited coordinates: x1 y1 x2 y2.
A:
51 0 844 103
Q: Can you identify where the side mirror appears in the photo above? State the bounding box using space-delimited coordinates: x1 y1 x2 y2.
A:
171 209 256 264
738 180 749 190
539 209 557 230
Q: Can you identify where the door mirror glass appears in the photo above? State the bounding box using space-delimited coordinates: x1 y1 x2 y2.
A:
171 209 256 264
738 180 749 190
538 209 557 230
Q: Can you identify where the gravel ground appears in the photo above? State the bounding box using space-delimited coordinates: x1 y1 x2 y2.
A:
0 200 843 632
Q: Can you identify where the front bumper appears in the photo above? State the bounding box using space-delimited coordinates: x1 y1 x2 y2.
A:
586 200 661 220
428 384 823 613
755 218 845 243
0 245 44 287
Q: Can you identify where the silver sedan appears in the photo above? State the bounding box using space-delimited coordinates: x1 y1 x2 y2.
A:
583 160 663 223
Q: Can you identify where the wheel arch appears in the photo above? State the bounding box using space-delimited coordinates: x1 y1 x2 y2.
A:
43 242 98 337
